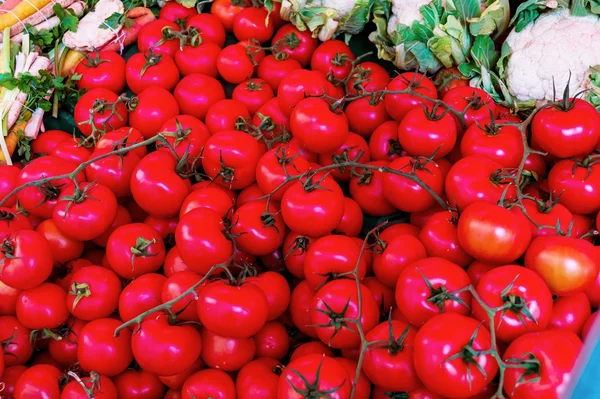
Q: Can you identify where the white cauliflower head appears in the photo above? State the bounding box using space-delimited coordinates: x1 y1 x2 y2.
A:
504 9 600 102
388 0 438 36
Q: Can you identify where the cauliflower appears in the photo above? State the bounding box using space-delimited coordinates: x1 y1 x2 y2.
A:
503 9 600 103
278 0 373 41
370 0 510 74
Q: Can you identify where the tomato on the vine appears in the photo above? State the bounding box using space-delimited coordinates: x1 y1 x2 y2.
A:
397 105 457 159
74 88 128 137
0 230 53 290
126 50 180 94
384 72 437 122
272 24 318 67
174 73 226 120
129 86 180 139
75 50 126 93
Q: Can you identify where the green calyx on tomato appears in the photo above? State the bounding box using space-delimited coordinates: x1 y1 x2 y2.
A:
504 352 542 393
372 315 412 356
140 48 164 78
417 268 470 313
444 323 491 389
498 276 538 327
309 299 354 345
130 236 158 266
68 282 92 310
285 357 345 398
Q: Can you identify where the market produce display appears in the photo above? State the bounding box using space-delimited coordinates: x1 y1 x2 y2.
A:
0 0 599 398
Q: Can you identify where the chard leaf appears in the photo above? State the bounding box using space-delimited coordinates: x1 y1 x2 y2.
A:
471 35 498 69
468 0 510 37
453 0 482 22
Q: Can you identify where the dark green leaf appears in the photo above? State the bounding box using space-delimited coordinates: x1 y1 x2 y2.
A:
471 35 498 69
101 12 124 30
53 3 79 32
453 0 482 22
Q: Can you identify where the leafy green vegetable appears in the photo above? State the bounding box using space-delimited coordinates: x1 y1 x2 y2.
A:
101 12 124 30
588 65 600 111
53 3 80 33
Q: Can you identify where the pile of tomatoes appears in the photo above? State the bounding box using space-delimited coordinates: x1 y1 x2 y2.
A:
1 1 600 398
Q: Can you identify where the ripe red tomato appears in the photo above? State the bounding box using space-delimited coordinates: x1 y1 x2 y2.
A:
349 160 397 217
0 365 27 397
205 99 250 135
16 283 69 329
442 87 497 133
548 159 600 215
131 151 191 218
525 235 599 295
257 54 303 94
217 43 256 84
398 105 457 159
129 86 180 138
232 78 274 115
272 24 318 67
310 40 356 81
137 19 181 56
13 364 62 398
160 271 203 322
277 69 335 116
113 369 164 399
363 320 420 392
0 230 53 290
548 292 591 336
345 98 391 138
118 273 166 324
335 357 372 399
78 318 133 377
583 311 598 341
278 354 351 399
461 121 524 168
373 234 427 288
35 218 84 264
532 98 600 158
182 369 236 399
383 156 445 213
233 7 273 43
47 317 86 367
50 137 92 164
126 51 180 95
0 316 34 366
384 72 437 122
396 257 472 326
511 198 573 238
202 130 263 190
62 374 118 399
106 223 166 279
52 182 118 241
473 265 553 343
236 358 282 399
197 280 268 338
335 197 363 237
156 114 210 162
281 175 345 237
0 165 20 208
445 155 517 210
289 280 318 338
75 50 126 93
256 146 310 201
0 279 19 316
252 320 290 360
414 313 499 398
179 185 234 219
289 341 335 362
458 202 532 264
318 132 371 182
346 61 390 95
201 327 256 371
174 74 225 120
418 211 472 267
245 271 291 321
159 1 198 22
66 266 121 321
282 232 313 279
74 88 128 137
187 13 226 48
310 279 379 348
132 315 202 375
503 330 582 399
176 41 221 78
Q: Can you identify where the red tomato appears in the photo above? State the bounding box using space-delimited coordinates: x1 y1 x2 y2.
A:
31 130 71 155
253 320 290 360
34 218 82 264
50 137 92 165
202 130 263 190
345 98 392 138
197 280 268 338
466 260 495 287
92 205 133 247
106 223 166 279
236 358 282 399
13 364 62 398
548 292 591 336
318 132 370 182
548 159 600 215
445 155 517 210
126 51 180 95
419 211 472 267
176 42 220 78
0 230 53 290
0 365 27 397
310 280 379 348
131 151 191 218
132 315 202 375
349 160 397 217
201 327 256 371
257 54 302 92
289 280 318 338
281 175 345 237
584 270 600 308
66 266 121 321
310 40 355 81
512 198 573 238
373 234 427 288
272 24 318 67
233 7 273 43
398 105 457 159
396 257 472 326
113 369 164 399
0 279 20 315
74 88 128 137
383 156 445 213
53 182 118 241
61 374 118 399
278 355 351 399
414 313 499 398
75 50 126 93
384 72 437 122
503 330 582 399
583 311 598 341
161 271 204 322
159 1 198 22
173 74 225 120
0 165 20 208
282 232 313 279
0 316 34 366
180 185 234 220
346 61 390 95
532 98 600 158
256 146 310 201
205 99 250 135
16 283 69 329
118 273 166 324
47 317 86 367
158 358 204 389
525 235 599 295
246 271 291 320
363 320 420 391
217 43 256 84
78 318 133 377
156 114 210 162
232 78 274 115
461 120 524 168
335 197 363 237
289 341 335 362
129 86 180 138
442 87 497 133
137 19 181 57
277 69 334 117
187 13 226 48
335 357 372 399
182 369 236 399
473 265 553 343
434 66 469 97
458 202 532 264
